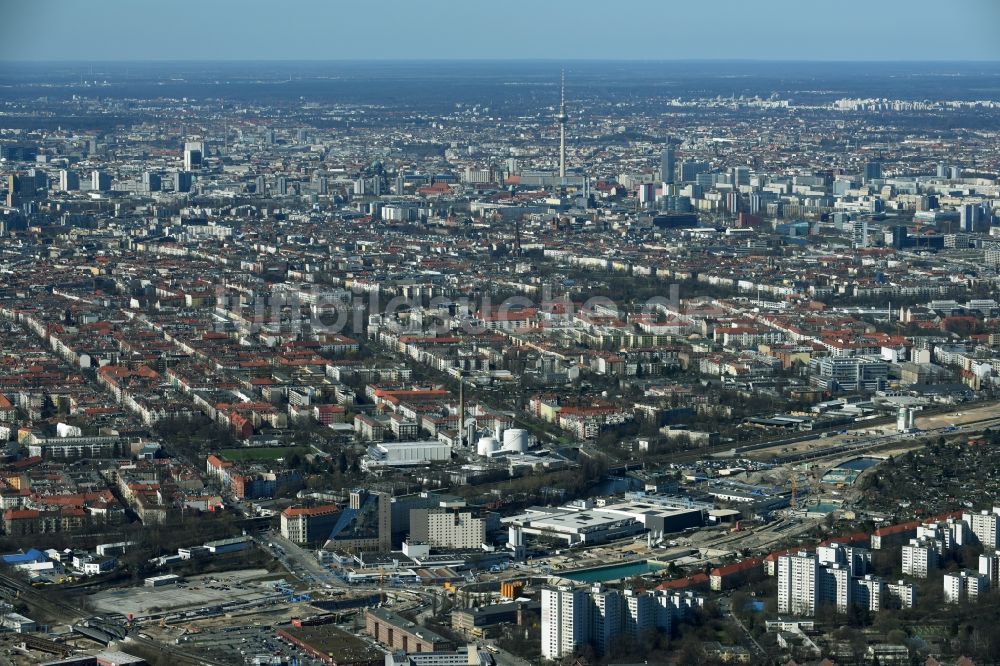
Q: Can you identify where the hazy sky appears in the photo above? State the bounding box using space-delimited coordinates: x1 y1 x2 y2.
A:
2 0 999 62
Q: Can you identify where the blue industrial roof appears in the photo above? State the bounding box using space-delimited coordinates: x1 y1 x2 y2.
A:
1 548 47 564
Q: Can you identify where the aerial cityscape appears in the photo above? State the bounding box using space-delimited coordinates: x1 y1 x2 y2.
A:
1 2 1000 665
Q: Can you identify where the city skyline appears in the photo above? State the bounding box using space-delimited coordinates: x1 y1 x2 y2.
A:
2 0 1000 63
3 3 1000 664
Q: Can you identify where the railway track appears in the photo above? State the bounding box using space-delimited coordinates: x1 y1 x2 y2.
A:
0 573 228 666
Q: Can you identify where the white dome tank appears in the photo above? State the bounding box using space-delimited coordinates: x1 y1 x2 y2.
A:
477 436 499 457
502 428 529 453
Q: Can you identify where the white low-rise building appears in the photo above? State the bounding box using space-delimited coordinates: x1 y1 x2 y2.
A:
363 440 452 469
503 506 645 546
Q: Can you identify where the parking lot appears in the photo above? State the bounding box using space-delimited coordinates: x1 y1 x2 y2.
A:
90 569 285 618
175 613 387 666
179 624 330 666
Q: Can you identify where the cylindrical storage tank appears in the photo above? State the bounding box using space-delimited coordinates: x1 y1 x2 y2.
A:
906 408 916 430
503 428 529 453
477 436 499 457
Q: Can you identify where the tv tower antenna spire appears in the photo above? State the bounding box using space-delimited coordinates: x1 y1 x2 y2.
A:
557 69 567 179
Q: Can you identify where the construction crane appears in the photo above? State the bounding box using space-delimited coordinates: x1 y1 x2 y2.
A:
790 464 821 511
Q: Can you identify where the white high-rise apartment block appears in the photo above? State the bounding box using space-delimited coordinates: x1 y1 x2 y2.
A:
916 519 966 550
885 580 917 609
817 543 871 575
541 586 590 660
902 539 938 578
964 509 1000 549
541 585 697 659
979 551 1000 588
623 588 656 639
816 544 843 567
852 575 884 612
944 570 988 604
589 586 621 656
651 592 674 636
819 563 853 613
778 552 819 616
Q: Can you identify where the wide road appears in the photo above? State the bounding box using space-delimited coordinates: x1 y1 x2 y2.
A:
259 530 346 589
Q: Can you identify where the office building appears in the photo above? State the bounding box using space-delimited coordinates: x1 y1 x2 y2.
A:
864 160 882 182
367 607 453 654
175 171 192 193
58 169 79 192
142 172 161 193
725 190 742 213
944 570 988 604
280 504 339 544
408 507 485 550
322 489 391 552
183 141 204 170
463 167 494 184
960 204 978 232
183 149 201 171
888 225 908 249
637 182 656 208
660 141 675 184
386 647 493 666
5 173 42 207
91 170 112 192
695 172 717 189
809 356 888 393
679 160 710 183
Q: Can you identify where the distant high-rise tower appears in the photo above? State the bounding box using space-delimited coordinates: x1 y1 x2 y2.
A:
556 71 567 179
175 171 193 193
91 170 111 192
864 160 882 183
59 169 79 192
142 171 161 193
458 376 466 448
661 140 675 184
183 141 204 171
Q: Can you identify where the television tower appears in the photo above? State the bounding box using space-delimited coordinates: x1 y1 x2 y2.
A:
556 70 567 179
